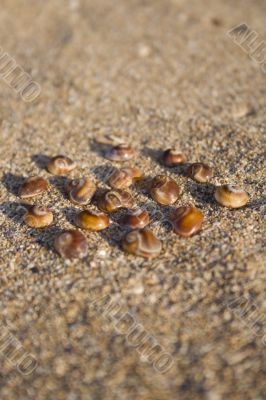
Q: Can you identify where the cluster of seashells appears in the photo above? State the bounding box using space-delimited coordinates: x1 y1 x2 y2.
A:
17 145 249 260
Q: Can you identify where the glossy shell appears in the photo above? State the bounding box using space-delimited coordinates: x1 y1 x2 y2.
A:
97 189 134 213
54 230 88 259
214 185 249 208
47 155 76 176
105 144 135 162
120 208 150 229
23 205 53 228
122 229 162 258
171 206 204 237
150 175 180 205
187 163 213 183
67 178 96 205
75 210 110 231
19 176 48 199
108 167 142 189
108 169 133 189
162 149 187 167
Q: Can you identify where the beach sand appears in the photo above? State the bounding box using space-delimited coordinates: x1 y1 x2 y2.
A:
0 0 265 399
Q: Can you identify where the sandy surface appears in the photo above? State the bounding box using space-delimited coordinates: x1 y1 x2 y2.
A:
0 0 265 399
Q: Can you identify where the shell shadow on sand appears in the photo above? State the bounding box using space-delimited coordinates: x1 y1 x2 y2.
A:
0 201 61 253
141 146 189 177
31 154 50 171
62 206 79 225
186 181 216 207
2 173 25 196
92 164 114 185
49 176 69 200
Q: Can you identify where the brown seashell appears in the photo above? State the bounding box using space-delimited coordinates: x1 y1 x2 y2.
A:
19 176 48 199
75 210 110 231
170 206 204 237
67 178 96 205
214 185 249 208
127 167 142 180
108 167 142 189
122 229 162 258
23 205 53 228
162 149 187 167
105 144 135 162
150 175 180 205
97 189 134 213
47 155 76 176
120 208 150 229
187 163 213 183
54 230 88 259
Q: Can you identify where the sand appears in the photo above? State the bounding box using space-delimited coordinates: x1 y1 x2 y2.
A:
0 0 265 399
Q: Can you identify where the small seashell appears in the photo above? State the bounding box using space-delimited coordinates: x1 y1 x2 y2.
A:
67 177 96 205
187 163 213 183
19 176 48 199
170 206 204 237
214 185 249 208
120 208 150 229
108 167 142 189
150 175 180 205
54 230 88 259
162 149 187 167
47 155 76 176
75 210 110 231
23 205 53 228
105 144 135 162
122 229 162 258
97 189 134 213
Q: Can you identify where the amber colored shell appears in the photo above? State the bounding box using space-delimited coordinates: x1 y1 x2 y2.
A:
122 229 162 258
171 206 204 237
67 178 96 205
108 169 133 189
150 175 180 205
162 149 187 167
105 144 135 162
23 205 53 228
19 176 48 199
108 167 142 189
214 185 249 208
97 189 134 213
54 230 88 259
75 210 110 231
120 208 150 229
127 167 142 180
47 155 76 176
187 163 213 183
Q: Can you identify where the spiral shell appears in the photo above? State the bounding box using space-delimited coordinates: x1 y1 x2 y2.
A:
105 144 135 162
150 175 180 205
214 185 249 208
97 189 134 213
54 230 88 259
120 208 150 229
47 155 76 176
67 178 96 205
122 229 162 258
170 206 204 237
75 210 110 231
19 176 48 199
187 163 213 183
24 205 53 228
108 167 142 189
162 149 187 167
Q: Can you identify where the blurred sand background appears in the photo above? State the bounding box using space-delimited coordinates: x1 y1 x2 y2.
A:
0 0 265 399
